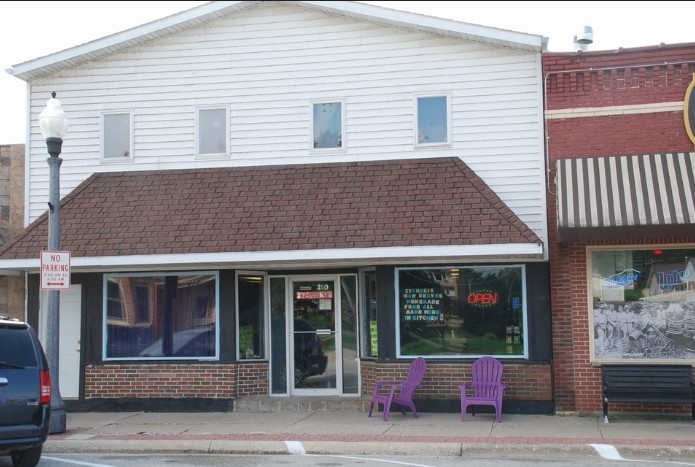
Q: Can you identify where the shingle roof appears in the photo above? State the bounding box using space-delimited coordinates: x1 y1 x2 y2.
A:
0 157 540 260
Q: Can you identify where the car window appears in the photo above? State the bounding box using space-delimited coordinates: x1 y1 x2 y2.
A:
0 327 38 367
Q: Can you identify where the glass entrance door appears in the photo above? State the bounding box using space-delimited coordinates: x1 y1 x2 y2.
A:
290 277 340 394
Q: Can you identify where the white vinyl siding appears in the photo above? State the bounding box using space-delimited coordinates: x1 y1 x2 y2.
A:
24 2 547 245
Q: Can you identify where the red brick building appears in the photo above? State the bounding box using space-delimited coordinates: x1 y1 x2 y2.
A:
545 43 695 416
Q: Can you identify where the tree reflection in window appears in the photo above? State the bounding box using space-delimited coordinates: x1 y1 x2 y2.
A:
104 273 218 359
397 266 525 358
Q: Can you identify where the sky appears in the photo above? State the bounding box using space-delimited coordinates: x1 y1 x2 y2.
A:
1 1 693 143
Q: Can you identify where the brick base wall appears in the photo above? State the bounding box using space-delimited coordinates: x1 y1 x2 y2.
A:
361 360 552 402
84 364 237 399
84 361 270 399
84 360 553 408
237 362 268 397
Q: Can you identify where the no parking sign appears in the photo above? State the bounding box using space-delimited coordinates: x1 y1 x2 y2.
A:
40 250 71 290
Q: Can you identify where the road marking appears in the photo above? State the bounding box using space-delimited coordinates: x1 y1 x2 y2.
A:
590 444 624 460
285 440 306 454
327 455 438 466
590 445 695 465
42 456 116 467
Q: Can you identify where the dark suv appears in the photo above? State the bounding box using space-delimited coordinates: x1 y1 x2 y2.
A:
0 317 51 467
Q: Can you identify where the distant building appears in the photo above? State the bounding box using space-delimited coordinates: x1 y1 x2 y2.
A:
0 143 25 319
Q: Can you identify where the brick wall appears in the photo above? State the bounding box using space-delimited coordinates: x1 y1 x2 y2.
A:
84 364 237 399
237 362 268 397
361 360 552 402
545 48 695 159
84 360 553 405
548 113 687 158
544 43 695 416
545 63 693 109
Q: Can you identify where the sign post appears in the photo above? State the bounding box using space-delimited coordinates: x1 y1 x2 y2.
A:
40 250 71 291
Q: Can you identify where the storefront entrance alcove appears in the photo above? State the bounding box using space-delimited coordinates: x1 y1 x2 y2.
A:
270 275 359 397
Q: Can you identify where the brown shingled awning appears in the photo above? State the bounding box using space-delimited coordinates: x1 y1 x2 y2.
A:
556 152 695 241
0 157 543 271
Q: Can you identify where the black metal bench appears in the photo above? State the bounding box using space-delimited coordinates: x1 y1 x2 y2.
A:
601 365 695 423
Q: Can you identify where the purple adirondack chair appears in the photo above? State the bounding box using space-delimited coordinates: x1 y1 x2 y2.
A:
459 356 507 423
368 357 427 421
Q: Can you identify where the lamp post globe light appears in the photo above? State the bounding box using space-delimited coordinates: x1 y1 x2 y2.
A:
39 92 68 434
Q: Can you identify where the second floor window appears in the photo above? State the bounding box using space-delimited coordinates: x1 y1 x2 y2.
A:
312 102 343 150
197 107 228 157
416 95 449 146
102 112 132 159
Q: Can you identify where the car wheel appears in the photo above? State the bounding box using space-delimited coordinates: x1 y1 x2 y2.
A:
11 445 42 467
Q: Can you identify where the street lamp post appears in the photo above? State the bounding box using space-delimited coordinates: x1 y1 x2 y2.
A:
39 92 68 434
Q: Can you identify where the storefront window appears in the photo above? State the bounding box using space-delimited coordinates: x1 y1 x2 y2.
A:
590 248 695 361
270 277 287 394
397 266 527 358
341 275 359 393
104 272 218 360
237 273 266 360
359 270 377 357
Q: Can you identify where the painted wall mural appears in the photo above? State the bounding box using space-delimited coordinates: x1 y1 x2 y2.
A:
591 248 695 361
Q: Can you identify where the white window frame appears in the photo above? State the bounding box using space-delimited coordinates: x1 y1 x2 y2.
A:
196 106 230 159
414 94 451 148
310 100 346 153
101 111 133 162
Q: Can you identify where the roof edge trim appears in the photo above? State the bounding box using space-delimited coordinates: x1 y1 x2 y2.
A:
0 243 544 272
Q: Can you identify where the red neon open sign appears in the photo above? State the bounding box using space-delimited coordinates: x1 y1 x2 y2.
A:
467 290 498 307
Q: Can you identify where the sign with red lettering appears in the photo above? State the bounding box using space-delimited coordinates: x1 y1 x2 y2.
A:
467 289 498 308
296 291 333 300
40 250 71 290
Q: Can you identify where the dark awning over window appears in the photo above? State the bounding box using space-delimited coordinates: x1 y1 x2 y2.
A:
556 152 695 241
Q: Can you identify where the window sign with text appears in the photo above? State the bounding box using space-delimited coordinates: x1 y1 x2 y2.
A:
590 248 695 362
397 266 527 358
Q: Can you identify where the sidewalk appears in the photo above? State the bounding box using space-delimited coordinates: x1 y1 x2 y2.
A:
44 411 695 458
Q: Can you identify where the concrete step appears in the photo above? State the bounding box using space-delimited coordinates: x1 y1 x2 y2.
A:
233 396 373 413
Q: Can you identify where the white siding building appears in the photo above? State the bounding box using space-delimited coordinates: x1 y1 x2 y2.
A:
1 1 553 414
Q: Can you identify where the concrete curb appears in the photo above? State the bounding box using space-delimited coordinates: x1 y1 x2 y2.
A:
43 439 695 459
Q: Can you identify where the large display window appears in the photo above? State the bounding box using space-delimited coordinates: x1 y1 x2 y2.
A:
590 247 695 362
396 266 527 358
104 272 218 360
